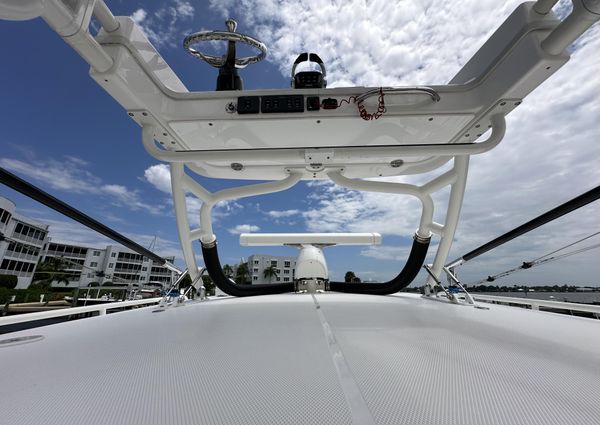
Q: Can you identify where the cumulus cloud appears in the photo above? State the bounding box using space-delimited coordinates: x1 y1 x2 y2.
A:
144 164 172 194
131 1 195 48
209 0 536 87
228 224 260 234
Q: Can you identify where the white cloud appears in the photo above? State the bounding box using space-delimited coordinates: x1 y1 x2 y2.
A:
360 245 411 262
267 209 301 218
100 184 164 215
209 0 534 87
1 155 163 215
228 224 260 234
144 164 172 194
0 156 101 193
130 1 195 48
131 9 147 24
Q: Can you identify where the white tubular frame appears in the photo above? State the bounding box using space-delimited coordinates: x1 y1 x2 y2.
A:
169 161 302 280
164 146 475 291
328 155 470 288
141 116 506 164
144 115 501 290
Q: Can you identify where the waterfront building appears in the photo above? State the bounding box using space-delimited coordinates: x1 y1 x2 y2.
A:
1 196 177 289
42 242 177 288
0 197 49 289
247 254 296 284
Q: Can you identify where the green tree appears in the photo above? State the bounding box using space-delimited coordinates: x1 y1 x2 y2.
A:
235 262 249 284
0 274 18 289
32 257 69 287
263 265 279 283
179 274 215 296
344 271 361 283
223 264 234 278
202 275 215 296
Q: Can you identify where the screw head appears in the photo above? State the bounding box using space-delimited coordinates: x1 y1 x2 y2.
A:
231 163 243 171
390 159 404 168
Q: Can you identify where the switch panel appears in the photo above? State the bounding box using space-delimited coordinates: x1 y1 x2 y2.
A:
261 95 304 113
237 96 260 114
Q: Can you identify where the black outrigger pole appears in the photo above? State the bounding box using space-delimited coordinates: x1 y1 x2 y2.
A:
0 167 169 266
446 184 600 268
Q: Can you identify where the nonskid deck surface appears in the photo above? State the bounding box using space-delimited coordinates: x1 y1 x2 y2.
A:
0 293 598 425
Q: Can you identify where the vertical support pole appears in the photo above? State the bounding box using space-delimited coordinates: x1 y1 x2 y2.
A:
425 156 470 289
170 163 200 281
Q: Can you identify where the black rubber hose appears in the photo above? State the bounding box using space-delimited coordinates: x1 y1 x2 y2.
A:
329 236 430 295
202 241 295 297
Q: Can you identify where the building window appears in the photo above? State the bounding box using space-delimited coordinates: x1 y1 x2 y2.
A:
111 253 116 257
108 263 114 268
283 269 289 275
283 277 290 282
252 276 258 280
93 250 100 256
142 267 147 271
253 268 259 272
141 276 146 281
253 260 259 265
90 262 98 267
0 209 11 224
270 260 277 267
284 261 291 268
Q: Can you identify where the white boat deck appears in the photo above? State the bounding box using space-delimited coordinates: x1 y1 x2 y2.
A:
1 293 599 425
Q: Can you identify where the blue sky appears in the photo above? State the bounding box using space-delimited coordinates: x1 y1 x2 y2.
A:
1 0 599 285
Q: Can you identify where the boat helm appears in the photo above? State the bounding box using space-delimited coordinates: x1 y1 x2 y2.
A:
183 19 267 91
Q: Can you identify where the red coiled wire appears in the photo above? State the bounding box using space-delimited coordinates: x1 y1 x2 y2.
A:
328 87 386 121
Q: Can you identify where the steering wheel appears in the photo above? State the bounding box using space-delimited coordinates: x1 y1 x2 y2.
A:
183 19 267 69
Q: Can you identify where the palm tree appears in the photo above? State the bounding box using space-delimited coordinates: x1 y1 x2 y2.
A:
263 266 279 283
235 262 250 284
223 264 234 279
33 257 69 287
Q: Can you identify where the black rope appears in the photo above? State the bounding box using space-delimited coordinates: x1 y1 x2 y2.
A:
530 230 600 262
469 234 600 286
